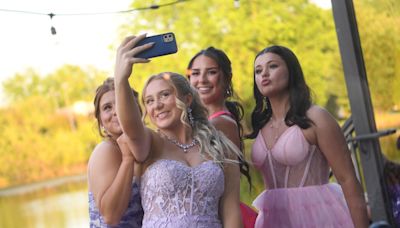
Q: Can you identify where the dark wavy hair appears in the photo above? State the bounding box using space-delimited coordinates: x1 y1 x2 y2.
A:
187 47 251 187
247 45 313 139
94 77 141 138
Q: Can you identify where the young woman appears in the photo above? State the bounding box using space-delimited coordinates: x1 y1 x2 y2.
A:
113 34 244 227
187 47 257 228
247 45 369 227
87 77 143 227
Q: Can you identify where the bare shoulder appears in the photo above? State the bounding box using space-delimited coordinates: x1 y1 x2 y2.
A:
306 105 346 150
87 140 122 191
210 115 238 133
88 140 121 168
92 140 118 156
210 115 241 148
306 105 339 129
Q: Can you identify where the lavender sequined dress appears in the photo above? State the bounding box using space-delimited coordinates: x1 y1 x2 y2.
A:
88 177 143 228
140 159 224 228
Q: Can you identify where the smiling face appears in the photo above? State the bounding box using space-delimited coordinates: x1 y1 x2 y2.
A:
254 52 290 98
99 90 122 139
143 78 183 130
188 55 226 105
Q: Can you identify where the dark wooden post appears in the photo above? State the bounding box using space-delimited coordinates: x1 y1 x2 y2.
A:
331 0 393 223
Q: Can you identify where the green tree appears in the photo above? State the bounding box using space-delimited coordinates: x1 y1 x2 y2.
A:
2 65 107 108
0 65 106 187
355 0 400 110
118 0 342 127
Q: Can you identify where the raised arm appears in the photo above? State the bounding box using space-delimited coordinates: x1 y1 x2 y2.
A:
310 106 369 228
114 34 153 162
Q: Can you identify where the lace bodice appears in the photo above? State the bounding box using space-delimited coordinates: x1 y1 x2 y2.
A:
140 159 224 228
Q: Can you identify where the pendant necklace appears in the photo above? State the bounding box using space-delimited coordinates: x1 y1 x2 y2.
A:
269 118 286 146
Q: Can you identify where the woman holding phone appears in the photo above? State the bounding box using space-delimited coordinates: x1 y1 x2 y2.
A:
113 34 244 227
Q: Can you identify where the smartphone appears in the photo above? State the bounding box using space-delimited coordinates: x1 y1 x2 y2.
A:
135 32 178 59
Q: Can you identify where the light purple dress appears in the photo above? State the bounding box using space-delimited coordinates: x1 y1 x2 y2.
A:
88 177 143 227
140 159 224 228
251 125 354 228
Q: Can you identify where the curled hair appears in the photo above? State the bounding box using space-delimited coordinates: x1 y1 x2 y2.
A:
141 72 243 165
247 45 313 139
94 77 141 138
187 47 251 186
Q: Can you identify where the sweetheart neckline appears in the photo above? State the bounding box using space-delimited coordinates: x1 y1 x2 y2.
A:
147 159 217 170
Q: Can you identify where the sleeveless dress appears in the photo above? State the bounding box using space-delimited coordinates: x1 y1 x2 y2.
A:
209 110 258 228
88 177 143 228
140 159 224 228
251 125 353 228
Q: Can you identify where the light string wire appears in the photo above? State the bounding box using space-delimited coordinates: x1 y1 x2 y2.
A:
0 0 190 17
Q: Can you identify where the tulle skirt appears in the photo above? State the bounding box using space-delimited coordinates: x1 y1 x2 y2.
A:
252 183 354 228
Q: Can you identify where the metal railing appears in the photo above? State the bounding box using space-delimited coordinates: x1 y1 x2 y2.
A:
341 115 397 226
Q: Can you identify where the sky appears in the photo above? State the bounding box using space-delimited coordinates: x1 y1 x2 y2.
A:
0 0 132 81
0 0 331 100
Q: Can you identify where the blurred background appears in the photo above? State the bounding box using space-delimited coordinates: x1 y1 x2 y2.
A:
0 0 399 227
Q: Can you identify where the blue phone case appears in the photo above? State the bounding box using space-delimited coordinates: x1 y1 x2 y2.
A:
135 32 178 59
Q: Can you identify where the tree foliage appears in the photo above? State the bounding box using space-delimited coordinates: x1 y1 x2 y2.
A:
0 65 106 187
355 0 400 110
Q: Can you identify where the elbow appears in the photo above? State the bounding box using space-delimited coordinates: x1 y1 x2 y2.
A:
134 152 148 163
336 173 358 187
98 202 123 226
102 213 122 226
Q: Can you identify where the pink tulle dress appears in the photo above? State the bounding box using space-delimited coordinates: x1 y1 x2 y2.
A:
251 125 354 228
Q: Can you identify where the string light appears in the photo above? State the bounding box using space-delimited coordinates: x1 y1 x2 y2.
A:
0 0 190 35
49 13 56 35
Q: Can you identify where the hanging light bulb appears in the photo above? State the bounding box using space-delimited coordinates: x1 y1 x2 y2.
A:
48 13 56 35
51 26 57 35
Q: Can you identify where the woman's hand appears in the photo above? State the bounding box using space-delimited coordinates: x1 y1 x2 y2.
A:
116 133 135 162
114 34 154 82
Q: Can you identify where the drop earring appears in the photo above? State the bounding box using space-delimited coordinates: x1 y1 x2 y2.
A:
187 107 195 127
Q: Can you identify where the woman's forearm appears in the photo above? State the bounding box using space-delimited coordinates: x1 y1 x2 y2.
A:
99 159 134 225
341 178 369 228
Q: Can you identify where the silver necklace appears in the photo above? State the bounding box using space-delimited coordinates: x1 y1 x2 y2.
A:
158 130 198 153
269 118 286 148
166 137 198 153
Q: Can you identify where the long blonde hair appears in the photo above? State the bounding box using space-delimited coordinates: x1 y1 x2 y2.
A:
142 72 243 164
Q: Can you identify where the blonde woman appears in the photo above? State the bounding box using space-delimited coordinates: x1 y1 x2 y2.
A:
114 34 244 227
